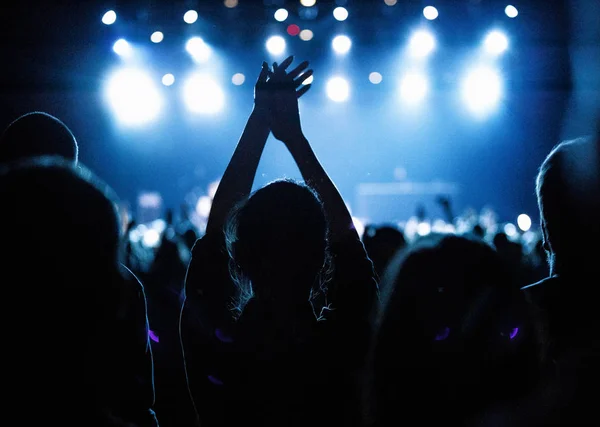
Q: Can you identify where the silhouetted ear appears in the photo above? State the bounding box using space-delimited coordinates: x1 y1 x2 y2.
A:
541 221 550 253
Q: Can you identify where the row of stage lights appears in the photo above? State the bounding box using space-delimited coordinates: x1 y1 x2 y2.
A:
101 3 519 26
102 5 514 127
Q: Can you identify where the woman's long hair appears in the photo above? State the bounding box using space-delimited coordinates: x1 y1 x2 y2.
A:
224 179 333 320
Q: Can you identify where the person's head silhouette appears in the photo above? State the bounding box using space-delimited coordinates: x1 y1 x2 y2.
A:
536 136 600 275
370 235 534 425
0 111 78 164
0 156 119 279
226 179 328 313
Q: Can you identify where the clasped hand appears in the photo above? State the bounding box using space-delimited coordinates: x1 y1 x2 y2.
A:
254 56 313 143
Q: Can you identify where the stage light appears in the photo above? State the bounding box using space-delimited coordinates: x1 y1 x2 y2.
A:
384 0 397 5
484 30 509 55
332 35 351 54
299 29 314 41
326 77 350 102
300 0 316 6
113 39 132 57
505 5 518 18
266 35 286 55
184 10 198 24
183 74 225 115
517 214 532 232
462 66 502 115
302 75 314 85
142 229 161 248
409 30 436 57
162 74 175 86
369 72 383 84
504 223 517 237
224 0 238 8
333 7 349 21
102 10 117 25
151 31 164 43
105 68 162 126
186 37 211 62
400 73 429 104
196 196 212 217
274 8 289 22
232 73 246 85
417 222 431 236
287 24 301 36
423 6 439 20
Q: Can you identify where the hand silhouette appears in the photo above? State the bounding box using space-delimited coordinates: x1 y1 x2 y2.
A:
267 56 313 143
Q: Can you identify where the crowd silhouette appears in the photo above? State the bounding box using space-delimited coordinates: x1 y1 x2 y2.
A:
1 56 598 427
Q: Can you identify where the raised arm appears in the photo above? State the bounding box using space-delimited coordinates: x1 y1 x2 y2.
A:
269 58 355 243
205 63 271 235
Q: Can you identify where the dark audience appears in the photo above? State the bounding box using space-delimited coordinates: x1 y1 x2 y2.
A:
1 54 598 427
0 157 157 426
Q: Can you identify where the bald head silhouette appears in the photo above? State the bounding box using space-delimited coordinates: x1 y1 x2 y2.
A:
0 112 78 164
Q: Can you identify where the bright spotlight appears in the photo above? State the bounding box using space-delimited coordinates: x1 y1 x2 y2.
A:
417 222 431 236
151 31 164 43
462 66 502 115
423 6 439 20
113 39 132 57
332 35 352 54
183 74 225 115
369 72 383 84
333 7 349 21
184 10 198 24
300 0 316 6
326 77 350 102
505 5 518 18
186 37 211 62
274 8 288 22
162 73 175 86
142 228 161 248
266 35 286 55
517 214 532 232
232 73 246 85
409 30 436 57
484 30 509 55
299 29 314 41
102 10 117 25
400 73 429 104
504 223 517 237
105 69 162 126
196 196 212 218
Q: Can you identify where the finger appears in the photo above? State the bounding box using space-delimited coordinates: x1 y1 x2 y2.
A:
277 56 295 72
257 62 269 82
296 84 311 98
272 62 278 72
294 69 313 88
288 61 309 80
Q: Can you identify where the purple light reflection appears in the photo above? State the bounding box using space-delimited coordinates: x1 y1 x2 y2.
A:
208 375 224 386
509 327 519 340
215 328 233 343
149 329 159 343
434 327 450 341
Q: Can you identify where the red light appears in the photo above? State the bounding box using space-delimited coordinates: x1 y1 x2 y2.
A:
287 24 300 36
